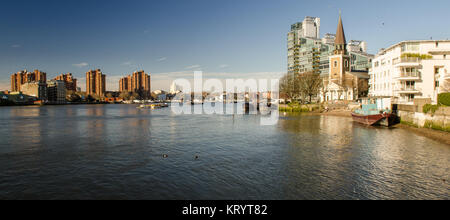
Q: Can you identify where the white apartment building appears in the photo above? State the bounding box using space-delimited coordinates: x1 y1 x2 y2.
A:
369 40 450 109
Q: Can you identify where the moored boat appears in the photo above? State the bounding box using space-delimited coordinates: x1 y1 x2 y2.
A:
352 104 396 127
138 103 169 109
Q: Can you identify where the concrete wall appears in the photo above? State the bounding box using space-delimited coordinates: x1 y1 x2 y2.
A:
399 106 450 128
398 104 417 112
414 98 432 113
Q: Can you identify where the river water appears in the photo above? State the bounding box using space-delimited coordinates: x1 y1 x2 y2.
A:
0 104 448 200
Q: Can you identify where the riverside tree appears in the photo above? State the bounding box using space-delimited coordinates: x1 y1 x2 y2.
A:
279 73 302 102
297 72 323 103
280 71 323 103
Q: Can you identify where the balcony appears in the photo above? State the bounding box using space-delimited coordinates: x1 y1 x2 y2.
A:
395 72 421 81
393 57 421 67
395 87 421 94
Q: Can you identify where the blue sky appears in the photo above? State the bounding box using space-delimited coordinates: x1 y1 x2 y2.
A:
1 0 450 90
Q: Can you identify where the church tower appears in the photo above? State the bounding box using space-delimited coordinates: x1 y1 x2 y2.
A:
329 13 350 85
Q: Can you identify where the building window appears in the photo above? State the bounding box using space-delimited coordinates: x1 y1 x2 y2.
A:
444 54 447 59
436 42 439 47
435 67 440 74
407 94 415 102
401 42 420 52
334 61 338 68
406 81 415 90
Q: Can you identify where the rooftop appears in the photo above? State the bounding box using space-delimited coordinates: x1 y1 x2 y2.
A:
378 40 450 55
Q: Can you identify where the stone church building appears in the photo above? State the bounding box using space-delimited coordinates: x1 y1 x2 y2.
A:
321 14 369 102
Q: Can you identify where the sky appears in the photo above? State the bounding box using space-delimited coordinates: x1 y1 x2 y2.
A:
1 0 450 91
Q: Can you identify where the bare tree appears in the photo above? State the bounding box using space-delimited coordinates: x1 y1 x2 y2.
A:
119 91 131 100
358 78 369 98
298 72 323 103
279 73 302 102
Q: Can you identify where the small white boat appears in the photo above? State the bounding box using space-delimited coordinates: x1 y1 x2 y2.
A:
138 103 169 109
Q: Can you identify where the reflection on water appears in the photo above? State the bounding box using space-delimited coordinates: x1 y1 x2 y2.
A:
0 105 448 200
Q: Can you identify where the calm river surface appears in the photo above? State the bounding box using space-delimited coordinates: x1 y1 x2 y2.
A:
0 104 448 200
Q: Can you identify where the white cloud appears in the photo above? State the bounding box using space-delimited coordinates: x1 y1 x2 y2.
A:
121 61 138 68
156 57 167 62
11 44 21 48
219 64 229 69
73 62 89 68
185 65 201 70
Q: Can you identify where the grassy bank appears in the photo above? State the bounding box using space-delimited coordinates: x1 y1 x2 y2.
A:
279 103 322 113
395 123 450 145
423 120 450 132
400 120 419 128
401 119 450 132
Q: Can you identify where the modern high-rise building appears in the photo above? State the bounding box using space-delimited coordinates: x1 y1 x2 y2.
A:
119 76 130 92
47 80 66 104
21 82 47 100
54 73 77 92
369 40 450 109
287 16 373 77
119 70 151 95
86 69 106 97
10 70 47 92
289 17 321 39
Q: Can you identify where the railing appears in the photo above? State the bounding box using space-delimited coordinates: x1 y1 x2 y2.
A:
396 87 419 92
393 57 420 65
397 72 421 78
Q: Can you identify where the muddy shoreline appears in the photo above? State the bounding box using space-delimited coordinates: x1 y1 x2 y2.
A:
317 110 450 145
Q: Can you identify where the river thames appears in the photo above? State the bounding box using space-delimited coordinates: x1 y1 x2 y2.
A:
0 104 448 200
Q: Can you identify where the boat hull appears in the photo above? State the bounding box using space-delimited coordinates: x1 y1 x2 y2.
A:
352 113 396 127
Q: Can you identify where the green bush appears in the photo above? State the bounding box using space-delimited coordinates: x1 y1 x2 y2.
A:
423 104 440 114
438 93 450 106
401 53 433 60
280 104 321 113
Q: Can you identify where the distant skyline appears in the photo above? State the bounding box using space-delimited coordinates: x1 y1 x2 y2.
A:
1 0 450 91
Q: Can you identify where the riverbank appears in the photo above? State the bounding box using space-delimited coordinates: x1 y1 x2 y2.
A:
283 107 450 145
0 102 118 107
279 103 322 113
318 109 450 145
320 109 352 117
393 123 450 145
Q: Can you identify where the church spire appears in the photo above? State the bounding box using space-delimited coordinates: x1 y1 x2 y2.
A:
334 12 347 55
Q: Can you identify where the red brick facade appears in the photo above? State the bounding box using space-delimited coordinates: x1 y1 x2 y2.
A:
54 73 77 92
119 71 151 95
11 70 47 92
86 69 106 96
